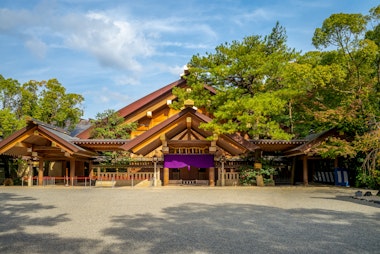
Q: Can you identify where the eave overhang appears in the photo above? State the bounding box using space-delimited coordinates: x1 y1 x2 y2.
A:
121 107 255 156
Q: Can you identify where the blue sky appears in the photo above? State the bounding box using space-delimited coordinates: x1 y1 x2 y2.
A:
0 0 376 119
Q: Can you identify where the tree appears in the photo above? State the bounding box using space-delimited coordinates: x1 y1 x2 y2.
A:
34 79 84 130
90 109 137 139
90 109 137 165
174 22 298 140
310 6 380 189
353 128 380 189
0 76 85 137
16 80 40 119
0 108 25 138
0 75 20 111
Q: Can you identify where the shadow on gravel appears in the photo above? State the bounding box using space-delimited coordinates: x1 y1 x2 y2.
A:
312 195 380 208
0 192 99 254
0 191 379 254
103 202 380 254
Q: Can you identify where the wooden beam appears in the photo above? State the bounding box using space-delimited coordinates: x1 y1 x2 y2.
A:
0 128 36 154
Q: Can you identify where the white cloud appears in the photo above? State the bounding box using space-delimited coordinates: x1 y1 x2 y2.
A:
59 11 154 72
24 37 48 59
113 75 141 86
167 65 186 76
0 3 219 76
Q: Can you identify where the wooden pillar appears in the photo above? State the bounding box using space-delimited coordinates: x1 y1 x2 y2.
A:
70 158 76 186
157 167 161 186
163 167 169 186
221 159 225 187
38 160 44 186
254 149 261 162
334 158 338 168
89 161 93 177
290 157 296 185
209 167 215 187
303 156 308 186
28 161 33 187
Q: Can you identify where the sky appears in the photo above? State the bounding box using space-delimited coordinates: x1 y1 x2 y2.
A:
0 0 377 119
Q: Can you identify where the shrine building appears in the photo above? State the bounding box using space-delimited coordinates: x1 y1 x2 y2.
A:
0 77 343 187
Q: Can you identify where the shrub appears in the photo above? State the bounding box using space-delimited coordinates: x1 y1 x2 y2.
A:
239 166 257 185
4 178 14 186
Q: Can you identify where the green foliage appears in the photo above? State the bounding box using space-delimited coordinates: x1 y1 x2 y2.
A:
239 161 277 186
356 170 379 190
239 166 257 186
98 151 133 165
0 108 25 137
90 109 137 139
312 13 368 50
174 5 380 188
34 79 84 130
313 137 357 159
353 129 380 189
0 76 84 136
176 22 298 140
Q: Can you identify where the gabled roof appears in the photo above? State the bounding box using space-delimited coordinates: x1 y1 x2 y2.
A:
75 78 216 139
284 128 340 157
75 79 188 139
121 107 258 156
118 78 186 118
0 119 97 159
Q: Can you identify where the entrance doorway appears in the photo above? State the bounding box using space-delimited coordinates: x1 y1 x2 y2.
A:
163 154 214 185
170 167 208 181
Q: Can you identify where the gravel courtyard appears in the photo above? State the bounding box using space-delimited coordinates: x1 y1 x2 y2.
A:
0 185 379 254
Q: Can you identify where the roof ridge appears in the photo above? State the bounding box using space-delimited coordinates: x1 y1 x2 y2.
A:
28 118 70 135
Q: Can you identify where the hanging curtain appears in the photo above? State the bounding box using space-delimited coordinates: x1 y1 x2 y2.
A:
164 154 214 169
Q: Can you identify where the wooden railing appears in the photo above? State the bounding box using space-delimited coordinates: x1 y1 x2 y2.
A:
97 172 154 180
225 172 239 180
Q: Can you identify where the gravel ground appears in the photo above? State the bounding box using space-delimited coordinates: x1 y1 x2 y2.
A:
0 185 379 254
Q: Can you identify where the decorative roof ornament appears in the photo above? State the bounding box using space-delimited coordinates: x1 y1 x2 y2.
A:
184 99 194 108
180 65 190 77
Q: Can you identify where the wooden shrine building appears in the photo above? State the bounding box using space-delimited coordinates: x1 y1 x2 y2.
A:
0 77 342 187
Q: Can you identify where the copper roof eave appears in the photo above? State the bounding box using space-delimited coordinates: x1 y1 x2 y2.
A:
117 78 186 118
0 126 29 152
229 134 259 151
251 139 307 152
72 139 129 151
284 128 339 157
72 139 129 145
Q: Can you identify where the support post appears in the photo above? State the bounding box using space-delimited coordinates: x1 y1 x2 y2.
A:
334 158 338 168
221 157 225 187
303 156 308 186
290 157 296 185
70 158 76 186
153 155 158 187
209 167 215 187
89 161 93 178
38 160 44 186
28 161 33 187
163 167 169 186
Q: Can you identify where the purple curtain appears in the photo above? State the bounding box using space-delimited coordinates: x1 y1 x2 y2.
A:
164 154 214 169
